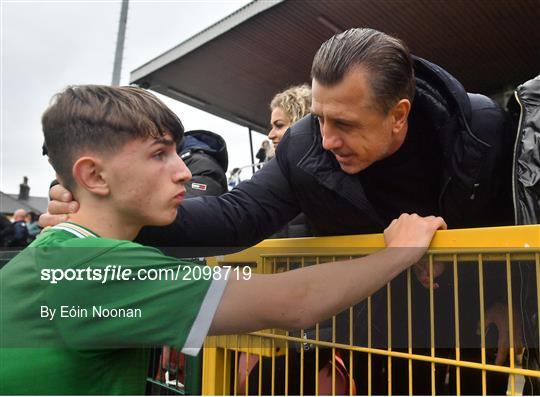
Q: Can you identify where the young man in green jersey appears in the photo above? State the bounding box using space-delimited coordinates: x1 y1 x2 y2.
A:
0 85 445 394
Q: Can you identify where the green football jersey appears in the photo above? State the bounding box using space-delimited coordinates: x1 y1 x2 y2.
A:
0 222 228 394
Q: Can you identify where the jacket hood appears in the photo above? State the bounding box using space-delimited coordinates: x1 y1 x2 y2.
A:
412 56 472 127
179 130 229 172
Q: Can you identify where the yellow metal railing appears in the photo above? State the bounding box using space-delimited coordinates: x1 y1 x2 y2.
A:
202 225 540 395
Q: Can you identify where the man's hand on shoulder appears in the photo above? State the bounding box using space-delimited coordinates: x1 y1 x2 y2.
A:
39 184 80 228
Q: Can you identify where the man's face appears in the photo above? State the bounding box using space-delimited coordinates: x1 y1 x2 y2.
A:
311 68 404 174
104 132 191 226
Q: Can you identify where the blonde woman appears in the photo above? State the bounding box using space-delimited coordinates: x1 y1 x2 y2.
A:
268 84 311 148
268 84 312 238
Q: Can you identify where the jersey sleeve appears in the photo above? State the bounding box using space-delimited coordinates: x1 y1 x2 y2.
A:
42 240 228 356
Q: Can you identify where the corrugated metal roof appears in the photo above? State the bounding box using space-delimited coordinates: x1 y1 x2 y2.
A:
131 0 540 134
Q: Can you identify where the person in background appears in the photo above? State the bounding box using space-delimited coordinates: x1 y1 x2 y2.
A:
178 130 228 197
268 84 311 149
268 84 313 239
25 211 42 244
255 140 274 169
0 214 11 247
1 209 28 248
227 167 242 190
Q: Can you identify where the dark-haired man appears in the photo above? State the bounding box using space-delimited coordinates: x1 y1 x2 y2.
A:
44 28 513 394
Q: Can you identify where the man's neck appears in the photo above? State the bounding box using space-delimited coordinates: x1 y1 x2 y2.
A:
68 200 141 241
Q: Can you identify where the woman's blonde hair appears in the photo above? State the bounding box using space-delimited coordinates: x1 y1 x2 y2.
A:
270 84 312 124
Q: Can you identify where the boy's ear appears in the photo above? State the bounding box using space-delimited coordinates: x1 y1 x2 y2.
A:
72 157 110 196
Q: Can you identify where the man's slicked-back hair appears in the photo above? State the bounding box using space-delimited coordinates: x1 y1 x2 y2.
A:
42 85 184 190
311 28 415 114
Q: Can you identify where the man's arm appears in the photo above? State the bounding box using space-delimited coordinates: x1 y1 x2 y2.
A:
209 214 446 335
41 158 301 254
137 159 300 250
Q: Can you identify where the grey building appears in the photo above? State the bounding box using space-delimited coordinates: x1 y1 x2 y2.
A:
0 177 48 217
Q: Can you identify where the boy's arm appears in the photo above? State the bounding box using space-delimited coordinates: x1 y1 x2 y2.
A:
208 214 446 335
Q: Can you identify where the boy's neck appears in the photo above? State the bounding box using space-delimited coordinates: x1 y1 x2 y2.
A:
68 200 142 241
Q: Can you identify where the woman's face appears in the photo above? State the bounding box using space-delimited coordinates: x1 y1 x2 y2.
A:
268 106 291 148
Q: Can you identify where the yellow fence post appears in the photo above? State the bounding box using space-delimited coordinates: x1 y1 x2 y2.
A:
202 345 227 395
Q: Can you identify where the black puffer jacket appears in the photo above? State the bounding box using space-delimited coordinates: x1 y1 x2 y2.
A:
138 57 512 252
178 130 228 197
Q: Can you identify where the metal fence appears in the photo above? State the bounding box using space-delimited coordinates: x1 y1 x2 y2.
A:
201 225 540 395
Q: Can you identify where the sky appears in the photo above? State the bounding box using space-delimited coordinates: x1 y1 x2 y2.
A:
0 0 266 198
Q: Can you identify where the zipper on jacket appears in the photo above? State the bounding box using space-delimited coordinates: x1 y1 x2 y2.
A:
511 90 525 225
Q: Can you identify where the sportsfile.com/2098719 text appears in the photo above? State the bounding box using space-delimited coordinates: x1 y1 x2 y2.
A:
40 265 252 284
